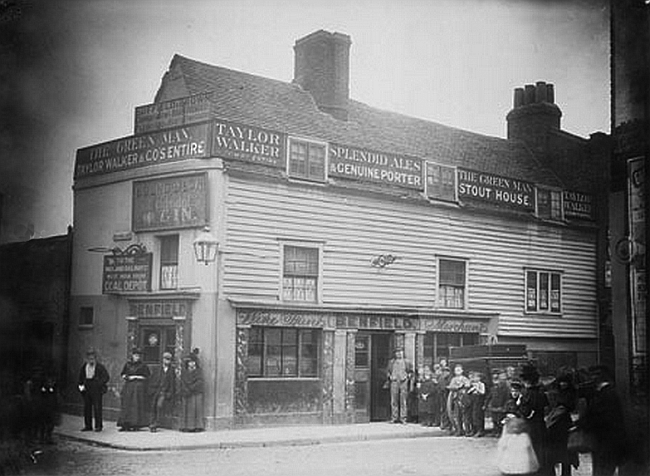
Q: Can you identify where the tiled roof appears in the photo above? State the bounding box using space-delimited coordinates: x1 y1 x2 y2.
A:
166 54 566 187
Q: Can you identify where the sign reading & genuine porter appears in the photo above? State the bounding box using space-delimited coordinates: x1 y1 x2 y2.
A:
132 174 207 231
103 253 153 294
134 92 213 134
457 168 535 211
329 143 424 190
212 120 286 168
75 123 210 179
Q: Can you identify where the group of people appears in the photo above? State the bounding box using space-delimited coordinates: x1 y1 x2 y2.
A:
79 347 205 433
387 349 628 476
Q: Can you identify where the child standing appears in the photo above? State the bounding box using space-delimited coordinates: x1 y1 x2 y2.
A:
417 366 436 427
447 364 471 436
467 371 486 437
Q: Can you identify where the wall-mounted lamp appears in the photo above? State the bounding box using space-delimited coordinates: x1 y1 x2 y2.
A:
193 226 219 265
370 254 400 268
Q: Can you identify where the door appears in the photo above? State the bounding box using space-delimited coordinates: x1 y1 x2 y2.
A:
354 332 393 422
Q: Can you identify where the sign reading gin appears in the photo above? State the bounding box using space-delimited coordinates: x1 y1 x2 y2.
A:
103 253 153 294
132 174 207 232
457 168 535 211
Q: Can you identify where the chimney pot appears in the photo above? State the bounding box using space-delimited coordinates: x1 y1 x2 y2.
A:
524 85 536 105
514 88 524 108
535 81 547 102
546 84 555 103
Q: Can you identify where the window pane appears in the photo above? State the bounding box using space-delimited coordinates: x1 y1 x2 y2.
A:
248 341 263 376
440 259 465 286
165 327 176 357
538 190 551 218
550 273 561 312
161 264 178 290
142 329 161 363
526 271 538 311
540 273 549 310
551 191 562 219
160 235 179 263
282 345 298 376
290 141 307 176
307 144 325 180
266 343 282 377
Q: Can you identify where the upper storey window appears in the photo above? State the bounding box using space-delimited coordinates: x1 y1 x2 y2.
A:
437 258 467 309
288 138 327 182
537 188 563 220
282 245 319 302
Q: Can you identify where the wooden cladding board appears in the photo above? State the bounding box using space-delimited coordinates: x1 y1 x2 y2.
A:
223 177 597 339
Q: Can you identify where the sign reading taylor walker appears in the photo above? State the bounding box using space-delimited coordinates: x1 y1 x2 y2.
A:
75 123 210 179
212 120 286 168
102 253 153 294
132 174 208 231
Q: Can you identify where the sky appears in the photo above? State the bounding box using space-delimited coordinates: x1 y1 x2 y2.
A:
0 0 610 239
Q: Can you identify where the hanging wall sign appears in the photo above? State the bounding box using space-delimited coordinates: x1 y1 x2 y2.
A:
457 168 535 211
132 173 208 232
75 123 210 179
329 143 424 190
134 92 214 134
212 120 286 168
102 250 153 294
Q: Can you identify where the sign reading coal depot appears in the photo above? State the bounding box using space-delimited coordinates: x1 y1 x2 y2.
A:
132 174 208 231
75 123 210 179
329 143 424 190
457 168 535 211
102 253 153 294
212 120 286 168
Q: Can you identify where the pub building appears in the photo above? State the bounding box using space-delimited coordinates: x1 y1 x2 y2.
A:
67 30 608 429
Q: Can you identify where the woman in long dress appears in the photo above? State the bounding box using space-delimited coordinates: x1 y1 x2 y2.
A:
118 348 150 431
179 349 204 432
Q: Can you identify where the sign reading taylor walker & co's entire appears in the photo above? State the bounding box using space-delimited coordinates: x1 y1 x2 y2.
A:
102 253 153 294
75 123 210 179
132 174 208 231
134 92 213 134
212 120 286 168
329 143 424 190
457 168 535 211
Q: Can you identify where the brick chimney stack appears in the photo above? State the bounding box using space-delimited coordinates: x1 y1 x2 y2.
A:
293 30 351 121
507 81 562 148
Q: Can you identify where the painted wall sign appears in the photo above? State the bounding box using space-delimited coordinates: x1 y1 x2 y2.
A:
102 253 153 294
329 143 424 190
237 310 334 328
134 92 213 134
421 318 488 334
457 168 535 210
335 315 418 330
563 191 594 220
212 120 286 168
75 123 210 179
628 157 646 356
129 300 189 318
132 173 208 231
426 162 457 201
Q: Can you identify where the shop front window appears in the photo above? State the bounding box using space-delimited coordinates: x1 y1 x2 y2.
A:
247 327 320 378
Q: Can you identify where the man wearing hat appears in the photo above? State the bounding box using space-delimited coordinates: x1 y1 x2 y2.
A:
78 348 110 432
148 351 176 432
386 348 413 423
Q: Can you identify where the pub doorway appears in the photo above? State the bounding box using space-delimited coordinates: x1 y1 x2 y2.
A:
354 332 393 422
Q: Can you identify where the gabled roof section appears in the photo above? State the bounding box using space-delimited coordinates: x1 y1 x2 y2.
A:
164 54 564 187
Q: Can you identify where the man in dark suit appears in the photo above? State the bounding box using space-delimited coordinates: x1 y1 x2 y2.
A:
575 365 627 476
78 348 110 432
149 351 176 432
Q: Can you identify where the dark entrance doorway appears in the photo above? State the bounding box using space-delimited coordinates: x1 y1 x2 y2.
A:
354 332 392 422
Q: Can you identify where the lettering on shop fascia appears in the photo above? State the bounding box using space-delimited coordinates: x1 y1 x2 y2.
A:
128 300 189 319
237 310 420 331
421 318 488 334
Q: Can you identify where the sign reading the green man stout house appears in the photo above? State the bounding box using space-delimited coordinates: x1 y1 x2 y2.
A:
75 123 210 179
329 143 423 190
457 168 535 211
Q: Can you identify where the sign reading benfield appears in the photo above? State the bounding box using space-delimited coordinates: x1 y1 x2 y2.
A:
563 191 594 220
102 253 153 294
75 123 210 179
212 120 286 168
457 168 534 210
132 174 208 231
134 92 213 134
329 143 423 190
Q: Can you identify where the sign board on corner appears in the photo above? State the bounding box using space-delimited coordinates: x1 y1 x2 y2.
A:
134 92 213 134
102 253 153 294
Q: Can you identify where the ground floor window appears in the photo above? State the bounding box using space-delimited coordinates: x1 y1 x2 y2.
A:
248 327 320 378
422 332 479 369
140 326 176 364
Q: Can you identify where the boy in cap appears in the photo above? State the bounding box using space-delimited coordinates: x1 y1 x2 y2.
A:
148 351 176 432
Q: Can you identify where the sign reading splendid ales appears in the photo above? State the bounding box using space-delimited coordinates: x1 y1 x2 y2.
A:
329 143 423 190
134 92 213 134
457 168 534 210
132 174 207 231
212 120 286 167
102 253 153 294
75 123 209 179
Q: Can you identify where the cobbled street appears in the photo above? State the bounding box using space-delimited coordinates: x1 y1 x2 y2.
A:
23 436 592 476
